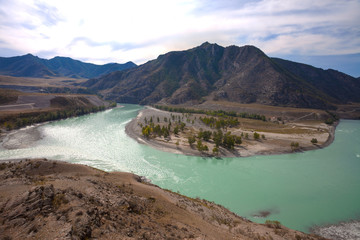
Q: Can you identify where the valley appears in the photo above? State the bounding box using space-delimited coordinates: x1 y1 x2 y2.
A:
0 42 359 239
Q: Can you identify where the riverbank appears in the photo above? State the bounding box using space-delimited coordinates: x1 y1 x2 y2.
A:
1 123 43 149
125 107 336 158
0 158 327 240
0 105 124 150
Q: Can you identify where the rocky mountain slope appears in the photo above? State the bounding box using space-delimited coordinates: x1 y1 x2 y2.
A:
84 42 360 109
0 159 327 240
0 54 136 78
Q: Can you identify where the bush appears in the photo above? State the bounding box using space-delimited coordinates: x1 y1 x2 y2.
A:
311 138 318 144
265 220 282 229
325 118 334 125
290 142 300 151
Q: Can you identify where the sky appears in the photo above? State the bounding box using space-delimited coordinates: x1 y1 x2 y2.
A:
0 0 359 77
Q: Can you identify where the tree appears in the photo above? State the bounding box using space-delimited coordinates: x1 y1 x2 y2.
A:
212 147 219 155
180 122 186 131
202 144 209 152
253 132 260 140
202 130 212 141
261 134 266 139
311 138 318 144
222 132 235 149
174 126 179 135
188 135 196 146
161 126 169 138
196 139 208 152
235 136 242 145
213 129 223 147
153 125 161 136
142 125 151 138
196 140 203 151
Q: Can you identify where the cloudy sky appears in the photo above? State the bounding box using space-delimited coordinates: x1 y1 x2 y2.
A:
0 0 359 76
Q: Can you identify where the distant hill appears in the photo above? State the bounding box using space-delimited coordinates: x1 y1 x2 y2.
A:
84 42 360 109
0 54 136 78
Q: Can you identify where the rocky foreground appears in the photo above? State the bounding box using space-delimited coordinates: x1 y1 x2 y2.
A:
0 159 327 240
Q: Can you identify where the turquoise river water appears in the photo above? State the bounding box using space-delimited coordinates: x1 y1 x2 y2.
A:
0 104 359 233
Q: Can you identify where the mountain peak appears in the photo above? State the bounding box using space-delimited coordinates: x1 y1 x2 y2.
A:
23 53 37 58
200 41 211 47
199 41 221 49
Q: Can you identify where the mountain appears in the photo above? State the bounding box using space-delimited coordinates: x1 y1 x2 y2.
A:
0 54 136 78
84 42 360 109
0 54 56 78
271 58 360 106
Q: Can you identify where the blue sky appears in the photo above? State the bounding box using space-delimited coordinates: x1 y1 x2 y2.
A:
0 0 359 77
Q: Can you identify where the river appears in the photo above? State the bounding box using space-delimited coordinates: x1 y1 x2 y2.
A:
0 104 359 233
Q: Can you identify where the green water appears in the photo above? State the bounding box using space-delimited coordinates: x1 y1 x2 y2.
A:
1 104 359 232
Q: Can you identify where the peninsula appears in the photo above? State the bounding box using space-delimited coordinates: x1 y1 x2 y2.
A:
126 102 337 157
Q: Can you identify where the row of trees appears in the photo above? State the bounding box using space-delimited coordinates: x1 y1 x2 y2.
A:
141 121 186 139
199 116 239 130
1 105 108 131
154 105 266 121
188 129 243 153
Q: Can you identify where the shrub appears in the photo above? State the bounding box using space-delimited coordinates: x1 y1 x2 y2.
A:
311 138 318 144
265 220 282 229
325 118 334 125
290 142 300 151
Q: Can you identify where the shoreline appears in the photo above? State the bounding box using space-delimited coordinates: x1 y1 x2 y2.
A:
1 157 358 239
0 158 327 239
0 105 124 150
125 107 338 158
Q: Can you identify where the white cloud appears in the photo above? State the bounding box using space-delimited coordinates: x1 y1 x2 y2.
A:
0 0 359 65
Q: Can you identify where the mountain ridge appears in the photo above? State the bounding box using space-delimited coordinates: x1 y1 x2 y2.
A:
84 42 360 109
0 54 136 79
